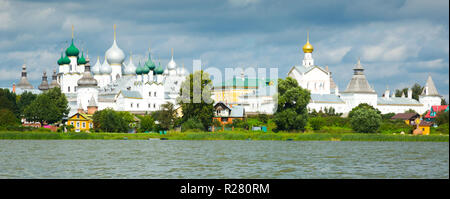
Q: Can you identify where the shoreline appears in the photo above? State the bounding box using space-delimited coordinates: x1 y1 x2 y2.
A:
0 131 448 142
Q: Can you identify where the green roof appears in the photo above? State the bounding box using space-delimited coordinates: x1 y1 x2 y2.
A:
214 77 276 88
77 51 86 65
154 62 164 74
144 52 156 70
61 54 71 65
65 39 80 57
57 52 64 65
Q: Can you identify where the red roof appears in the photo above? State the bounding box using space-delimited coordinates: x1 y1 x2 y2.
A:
424 105 448 119
391 113 419 120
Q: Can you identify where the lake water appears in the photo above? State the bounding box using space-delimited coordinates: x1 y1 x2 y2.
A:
0 140 447 179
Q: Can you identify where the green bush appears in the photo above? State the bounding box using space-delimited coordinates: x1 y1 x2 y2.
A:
350 107 382 133
435 123 449 134
378 119 412 134
181 118 204 132
309 117 326 130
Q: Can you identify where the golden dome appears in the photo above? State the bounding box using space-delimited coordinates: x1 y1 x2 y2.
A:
302 31 314 53
303 41 314 53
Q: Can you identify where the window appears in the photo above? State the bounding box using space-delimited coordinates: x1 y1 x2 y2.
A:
75 87 77 92
149 92 151 97
221 117 228 122
68 86 70 92
148 104 151 108
154 92 157 97
89 123 93 128
131 103 133 108
70 122 74 126
153 104 156 108
82 122 86 128
137 103 139 108
76 122 80 127
423 128 425 131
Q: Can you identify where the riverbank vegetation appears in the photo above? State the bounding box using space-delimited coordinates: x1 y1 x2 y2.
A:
0 130 447 142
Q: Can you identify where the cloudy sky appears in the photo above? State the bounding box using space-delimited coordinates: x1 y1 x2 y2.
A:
0 0 448 100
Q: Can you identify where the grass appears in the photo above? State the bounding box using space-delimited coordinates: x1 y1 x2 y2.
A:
0 130 448 142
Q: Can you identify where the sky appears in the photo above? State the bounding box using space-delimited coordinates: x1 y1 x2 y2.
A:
0 0 448 101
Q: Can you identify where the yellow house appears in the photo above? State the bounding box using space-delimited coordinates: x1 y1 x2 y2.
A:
212 76 275 104
67 112 94 132
418 121 432 135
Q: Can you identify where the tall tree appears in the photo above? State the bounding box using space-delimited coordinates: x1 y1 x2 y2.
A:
156 102 177 130
17 91 37 116
395 88 408 97
0 88 19 117
45 87 70 119
23 94 60 125
411 83 423 101
178 70 215 130
0 109 19 127
273 77 311 131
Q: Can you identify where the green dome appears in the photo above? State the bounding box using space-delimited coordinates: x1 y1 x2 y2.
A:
135 62 143 75
141 62 150 74
61 54 71 65
144 53 156 70
65 39 80 57
57 52 64 65
77 52 86 65
155 62 164 74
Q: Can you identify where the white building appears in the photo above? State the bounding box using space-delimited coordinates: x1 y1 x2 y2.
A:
287 33 443 115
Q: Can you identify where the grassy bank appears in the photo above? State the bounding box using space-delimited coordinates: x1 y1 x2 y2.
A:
0 131 448 142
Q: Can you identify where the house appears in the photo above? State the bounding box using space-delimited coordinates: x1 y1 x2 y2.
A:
67 112 93 132
213 102 245 124
424 105 448 122
391 113 421 126
418 121 433 135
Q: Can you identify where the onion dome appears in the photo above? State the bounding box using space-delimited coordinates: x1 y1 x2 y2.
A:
61 54 71 65
141 60 150 74
77 60 98 87
145 52 156 70
123 55 137 75
77 51 87 65
302 32 314 53
167 57 176 70
49 69 60 89
38 72 49 91
167 48 176 70
17 64 33 89
155 62 164 75
91 56 101 75
65 39 80 57
135 62 143 75
100 56 112 74
57 52 64 65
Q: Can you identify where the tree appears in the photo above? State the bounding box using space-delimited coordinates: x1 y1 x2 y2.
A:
181 118 204 132
441 98 447 105
92 109 130 132
0 88 19 117
0 109 19 127
273 77 311 131
139 115 155 132
395 88 408 97
411 83 423 101
350 107 382 133
45 87 70 120
154 102 177 130
17 91 37 116
23 94 60 125
348 103 381 118
309 117 326 130
435 110 449 126
178 70 215 131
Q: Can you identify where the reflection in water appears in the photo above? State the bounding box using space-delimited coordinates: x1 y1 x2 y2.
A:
0 140 448 179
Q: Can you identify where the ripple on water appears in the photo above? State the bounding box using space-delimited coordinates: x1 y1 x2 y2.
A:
0 140 447 179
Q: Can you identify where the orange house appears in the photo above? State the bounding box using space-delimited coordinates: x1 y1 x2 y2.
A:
213 102 245 125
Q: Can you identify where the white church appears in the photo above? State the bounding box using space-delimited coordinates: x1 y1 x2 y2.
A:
287 33 443 115
12 27 443 117
29 25 189 116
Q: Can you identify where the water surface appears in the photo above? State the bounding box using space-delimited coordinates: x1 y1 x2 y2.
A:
0 140 447 178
